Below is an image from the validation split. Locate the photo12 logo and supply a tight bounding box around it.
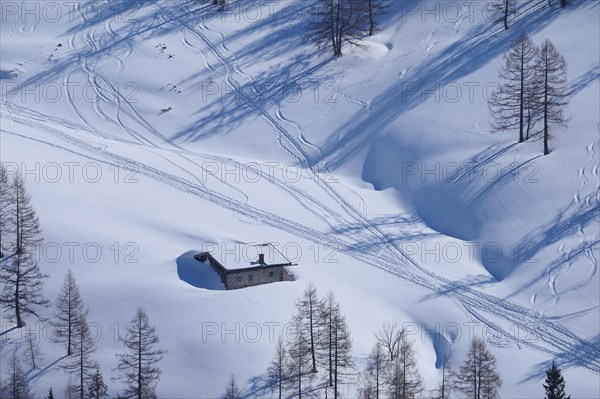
[197,160,338,185]
[1,2,140,24]
[200,241,339,266]
[34,241,140,265]
[1,81,139,105]
[2,162,139,184]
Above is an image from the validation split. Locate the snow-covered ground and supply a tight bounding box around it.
[1,0,598,397]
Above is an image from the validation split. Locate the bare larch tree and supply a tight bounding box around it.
[296,282,323,373]
[374,320,404,362]
[536,39,568,155]
[1,354,31,399]
[385,332,423,399]
[267,336,290,399]
[456,337,502,399]
[358,341,386,399]
[489,33,540,143]
[51,270,88,356]
[0,172,48,328]
[63,316,97,399]
[307,0,368,57]
[116,307,166,399]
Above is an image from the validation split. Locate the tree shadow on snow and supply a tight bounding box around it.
[26,355,68,383]
[520,334,600,384]
[314,1,597,168]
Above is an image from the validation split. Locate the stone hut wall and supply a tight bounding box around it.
[225,265,289,290]
[195,252,293,290]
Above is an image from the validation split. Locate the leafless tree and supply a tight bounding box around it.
[307,0,368,57]
[223,375,241,399]
[116,307,166,399]
[456,337,502,399]
[329,307,354,399]
[23,328,42,370]
[535,39,568,155]
[374,320,404,362]
[296,282,323,373]
[1,354,31,399]
[366,0,388,36]
[489,33,540,143]
[358,342,386,399]
[0,173,48,328]
[52,270,88,356]
[433,353,455,399]
[63,317,97,399]
[488,0,518,30]
[319,290,338,387]
[385,332,423,399]
[267,336,290,399]
[86,368,109,399]
[318,291,354,398]
[286,313,314,398]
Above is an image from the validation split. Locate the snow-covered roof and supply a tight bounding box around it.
[198,242,293,270]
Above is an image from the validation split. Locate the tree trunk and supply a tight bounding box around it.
[329,0,337,56]
[368,0,374,36]
[335,1,339,56]
[80,342,84,399]
[30,341,36,369]
[526,104,532,140]
[503,0,509,30]
[477,353,482,399]
[138,324,142,399]
[329,312,333,386]
[519,41,525,142]
[15,261,22,328]
[376,360,379,399]
[544,52,550,155]
[441,360,446,399]
[309,299,317,373]
[16,187,21,254]
[298,346,302,399]
[402,356,406,399]
[333,323,338,399]
[278,371,282,399]
[68,290,72,356]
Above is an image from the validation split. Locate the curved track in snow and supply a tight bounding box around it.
[2,0,597,376]
[150,1,600,373]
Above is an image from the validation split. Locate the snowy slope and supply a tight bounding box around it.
[1,0,599,397]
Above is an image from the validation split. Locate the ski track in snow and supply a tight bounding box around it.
[199,19,255,87]
[152,2,599,372]
[99,1,600,372]
[20,0,600,372]
[532,139,600,316]
[551,141,600,304]
[4,97,600,372]
[2,0,599,375]
[275,107,323,161]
